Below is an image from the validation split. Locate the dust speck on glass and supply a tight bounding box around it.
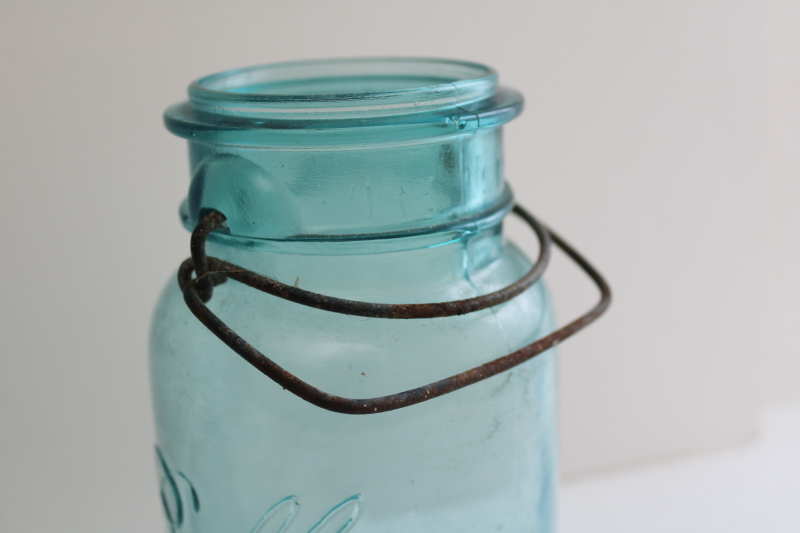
[151,58,558,532]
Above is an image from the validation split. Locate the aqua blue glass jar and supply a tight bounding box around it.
[152,58,558,533]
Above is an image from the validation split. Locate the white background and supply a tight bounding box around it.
[1,1,797,531]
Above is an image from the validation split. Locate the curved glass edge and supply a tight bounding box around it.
[164,87,522,147]
[188,57,497,118]
[180,187,514,256]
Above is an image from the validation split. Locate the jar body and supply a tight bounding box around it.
[152,57,558,533]
[150,229,556,533]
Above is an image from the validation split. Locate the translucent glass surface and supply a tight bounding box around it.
[152,58,556,533]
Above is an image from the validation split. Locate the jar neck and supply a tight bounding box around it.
[166,58,523,242]
[181,127,512,241]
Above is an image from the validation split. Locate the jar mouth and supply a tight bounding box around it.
[166,57,522,146]
[188,57,497,119]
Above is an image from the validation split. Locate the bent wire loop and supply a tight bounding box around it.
[178,204,611,415]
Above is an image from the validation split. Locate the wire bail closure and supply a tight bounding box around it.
[178,204,611,415]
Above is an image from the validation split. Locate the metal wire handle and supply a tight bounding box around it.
[178,204,611,415]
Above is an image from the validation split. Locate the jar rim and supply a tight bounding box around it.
[165,57,523,146]
[188,57,497,119]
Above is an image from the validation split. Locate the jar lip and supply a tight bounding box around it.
[188,57,497,119]
[166,57,523,145]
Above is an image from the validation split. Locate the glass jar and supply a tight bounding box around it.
[151,58,557,533]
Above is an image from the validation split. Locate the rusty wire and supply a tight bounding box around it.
[178,204,611,415]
